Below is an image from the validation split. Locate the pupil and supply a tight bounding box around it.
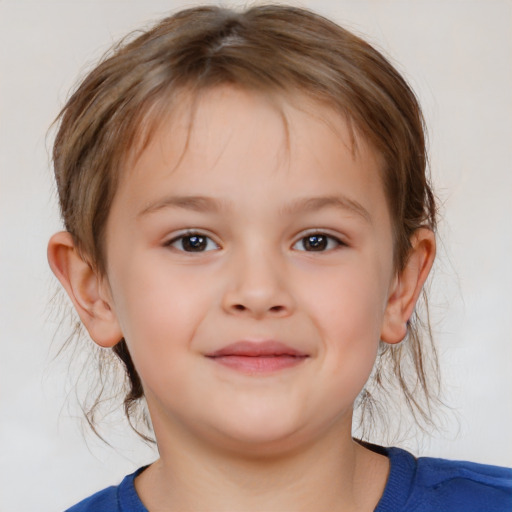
[184,235,206,251]
[305,235,327,251]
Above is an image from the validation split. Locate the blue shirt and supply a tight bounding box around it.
[65,446,512,511]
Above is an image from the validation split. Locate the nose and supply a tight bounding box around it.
[221,246,295,319]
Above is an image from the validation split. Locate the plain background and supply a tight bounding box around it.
[1,1,511,510]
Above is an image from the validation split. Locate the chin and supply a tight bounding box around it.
[210,411,310,457]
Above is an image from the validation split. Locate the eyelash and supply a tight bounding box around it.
[292,233,345,252]
[166,232,220,253]
[165,231,345,253]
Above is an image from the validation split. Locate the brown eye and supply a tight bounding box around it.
[293,233,342,252]
[169,234,219,252]
[182,235,207,251]
[303,235,327,251]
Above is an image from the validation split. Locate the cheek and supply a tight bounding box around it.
[108,254,216,376]
[303,261,387,341]
[300,260,387,383]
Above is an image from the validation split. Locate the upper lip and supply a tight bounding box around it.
[205,341,309,358]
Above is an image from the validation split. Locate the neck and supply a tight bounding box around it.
[135,415,389,512]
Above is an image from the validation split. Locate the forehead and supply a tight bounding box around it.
[117,86,387,218]
[126,85,380,180]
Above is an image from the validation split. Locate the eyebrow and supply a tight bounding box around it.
[138,194,371,223]
[280,195,372,223]
[138,195,227,217]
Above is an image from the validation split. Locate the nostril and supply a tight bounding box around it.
[231,304,285,314]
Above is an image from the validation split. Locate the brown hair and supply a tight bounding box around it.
[52,4,439,442]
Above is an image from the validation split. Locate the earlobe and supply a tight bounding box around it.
[381,228,436,344]
[47,231,123,348]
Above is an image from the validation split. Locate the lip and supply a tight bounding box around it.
[205,341,309,374]
[206,340,308,358]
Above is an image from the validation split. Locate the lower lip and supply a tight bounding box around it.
[208,355,308,374]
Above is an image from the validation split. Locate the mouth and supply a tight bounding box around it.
[205,341,309,374]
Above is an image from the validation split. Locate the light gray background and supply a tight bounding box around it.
[1,1,511,510]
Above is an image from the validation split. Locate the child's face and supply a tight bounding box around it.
[102,87,398,452]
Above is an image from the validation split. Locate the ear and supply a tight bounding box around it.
[381,228,436,344]
[47,231,123,348]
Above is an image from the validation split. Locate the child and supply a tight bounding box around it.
[47,4,511,511]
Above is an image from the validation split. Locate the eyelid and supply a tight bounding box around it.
[165,229,221,252]
[292,230,347,251]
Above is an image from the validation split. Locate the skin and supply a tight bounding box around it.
[48,86,435,511]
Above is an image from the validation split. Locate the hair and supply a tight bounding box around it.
[52,4,440,443]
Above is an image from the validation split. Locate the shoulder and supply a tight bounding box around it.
[64,467,148,512]
[65,485,118,512]
[376,446,512,512]
[413,453,512,511]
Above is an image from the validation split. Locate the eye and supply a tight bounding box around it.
[167,233,219,252]
[293,233,343,252]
